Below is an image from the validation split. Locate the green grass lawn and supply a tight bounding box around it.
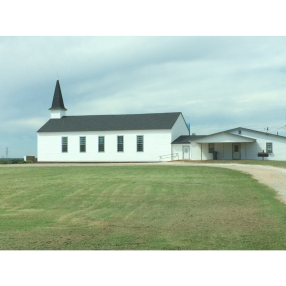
[185,159,286,168]
[1,165,286,250]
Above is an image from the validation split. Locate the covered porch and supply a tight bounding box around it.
[193,132,256,160]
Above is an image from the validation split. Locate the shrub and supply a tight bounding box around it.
[26,160,33,164]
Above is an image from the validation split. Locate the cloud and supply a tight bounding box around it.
[1,37,286,157]
[5,117,47,133]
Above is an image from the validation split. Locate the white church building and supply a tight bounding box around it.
[37,80,286,162]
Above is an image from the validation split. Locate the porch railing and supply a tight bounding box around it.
[159,153,179,161]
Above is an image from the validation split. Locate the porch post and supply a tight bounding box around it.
[201,143,202,160]
[223,143,224,160]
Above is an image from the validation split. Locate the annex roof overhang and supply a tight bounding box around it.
[171,135,207,144]
[193,132,256,143]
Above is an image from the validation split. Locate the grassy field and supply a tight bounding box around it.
[1,165,286,250]
[184,159,286,168]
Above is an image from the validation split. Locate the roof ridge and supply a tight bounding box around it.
[57,112,182,117]
[224,127,286,138]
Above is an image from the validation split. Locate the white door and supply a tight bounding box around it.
[233,143,240,160]
[183,146,190,159]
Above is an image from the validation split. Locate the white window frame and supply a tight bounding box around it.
[98,136,105,152]
[208,143,214,153]
[266,142,273,153]
[80,137,86,153]
[117,135,124,152]
[62,137,68,153]
[137,135,144,152]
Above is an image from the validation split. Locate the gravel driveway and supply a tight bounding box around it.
[2,161,286,203]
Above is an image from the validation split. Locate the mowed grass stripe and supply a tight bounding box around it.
[0,166,286,249]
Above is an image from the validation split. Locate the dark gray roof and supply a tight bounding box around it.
[49,80,67,111]
[172,135,206,144]
[38,112,182,132]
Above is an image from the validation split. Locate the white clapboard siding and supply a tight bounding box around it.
[171,113,189,142]
[50,110,66,119]
[38,130,172,162]
[189,129,286,161]
[228,128,286,160]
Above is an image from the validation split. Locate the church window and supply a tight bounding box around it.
[99,136,104,152]
[62,137,68,152]
[80,137,86,152]
[137,136,144,152]
[117,136,124,152]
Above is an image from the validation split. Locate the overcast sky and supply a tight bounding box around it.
[1,36,286,158]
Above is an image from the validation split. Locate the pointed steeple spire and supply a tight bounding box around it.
[49,80,67,110]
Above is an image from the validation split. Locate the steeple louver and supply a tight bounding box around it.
[49,80,67,110]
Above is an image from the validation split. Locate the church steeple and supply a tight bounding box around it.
[49,80,67,119]
[49,80,67,111]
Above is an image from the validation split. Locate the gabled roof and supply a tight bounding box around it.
[172,135,206,144]
[193,131,256,143]
[38,112,182,132]
[49,80,67,111]
[225,127,286,139]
